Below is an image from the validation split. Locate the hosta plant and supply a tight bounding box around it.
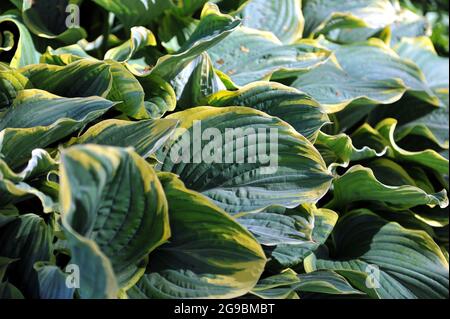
[0,0,448,299]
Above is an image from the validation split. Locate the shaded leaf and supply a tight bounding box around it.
[60,145,170,289]
[305,210,450,299]
[22,0,87,43]
[0,214,52,298]
[0,89,115,169]
[34,262,74,299]
[128,173,266,299]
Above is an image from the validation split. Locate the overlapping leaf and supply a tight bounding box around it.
[157,106,333,214]
[305,210,450,299]
[68,119,179,158]
[0,149,57,211]
[352,119,449,175]
[240,0,304,44]
[315,131,386,170]
[0,0,448,301]
[205,81,329,141]
[293,38,437,113]
[209,27,331,85]
[303,0,397,37]
[327,164,448,210]
[60,145,171,291]
[91,0,173,29]
[0,67,31,110]
[19,60,113,98]
[127,173,266,299]
[150,3,241,79]
[250,268,364,299]
[268,205,338,269]
[0,214,52,298]
[0,11,40,67]
[22,0,87,43]
[0,89,115,168]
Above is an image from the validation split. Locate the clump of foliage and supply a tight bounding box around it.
[0,0,448,299]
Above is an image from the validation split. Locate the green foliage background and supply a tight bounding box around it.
[0,0,449,299]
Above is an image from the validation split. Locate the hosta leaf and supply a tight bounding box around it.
[269,206,338,269]
[0,258,23,300]
[395,37,449,107]
[327,165,449,210]
[157,12,198,53]
[40,44,95,66]
[326,39,438,104]
[315,131,386,170]
[91,0,173,29]
[61,230,118,299]
[0,89,115,168]
[34,262,74,299]
[205,81,329,142]
[0,214,52,298]
[171,0,211,17]
[0,257,16,281]
[236,205,315,246]
[293,38,436,113]
[353,119,449,175]
[324,100,378,134]
[22,0,87,43]
[106,37,160,84]
[251,268,363,299]
[105,26,157,63]
[1,148,56,182]
[171,52,227,109]
[69,119,178,158]
[326,7,430,45]
[0,0,447,302]
[105,60,149,119]
[157,106,333,214]
[389,9,430,46]
[396,104,449,151]
[293,61,406,113]
[0,149,57,212]
[303,0,397,36]
[250,269,300,299]
[0,30,14,53]
[20,60,113,98]
[365,159,420,188]
[127,173,266,299]
[0,68,32,111]
[240,0,304,44]
[0,282,24,299]
[305,210,450,299]
[0,178,56,213]
[364,160,449,228]
[60,145,170,289]
[409,205,449,228]
[31,56,160,118]
[150,3,240,79]
[368,95,449,159]
[208,27,331,86]
[0,205,19,228]
[139,75,177,118]
[295,270,364,296]
[0,12,40,68]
